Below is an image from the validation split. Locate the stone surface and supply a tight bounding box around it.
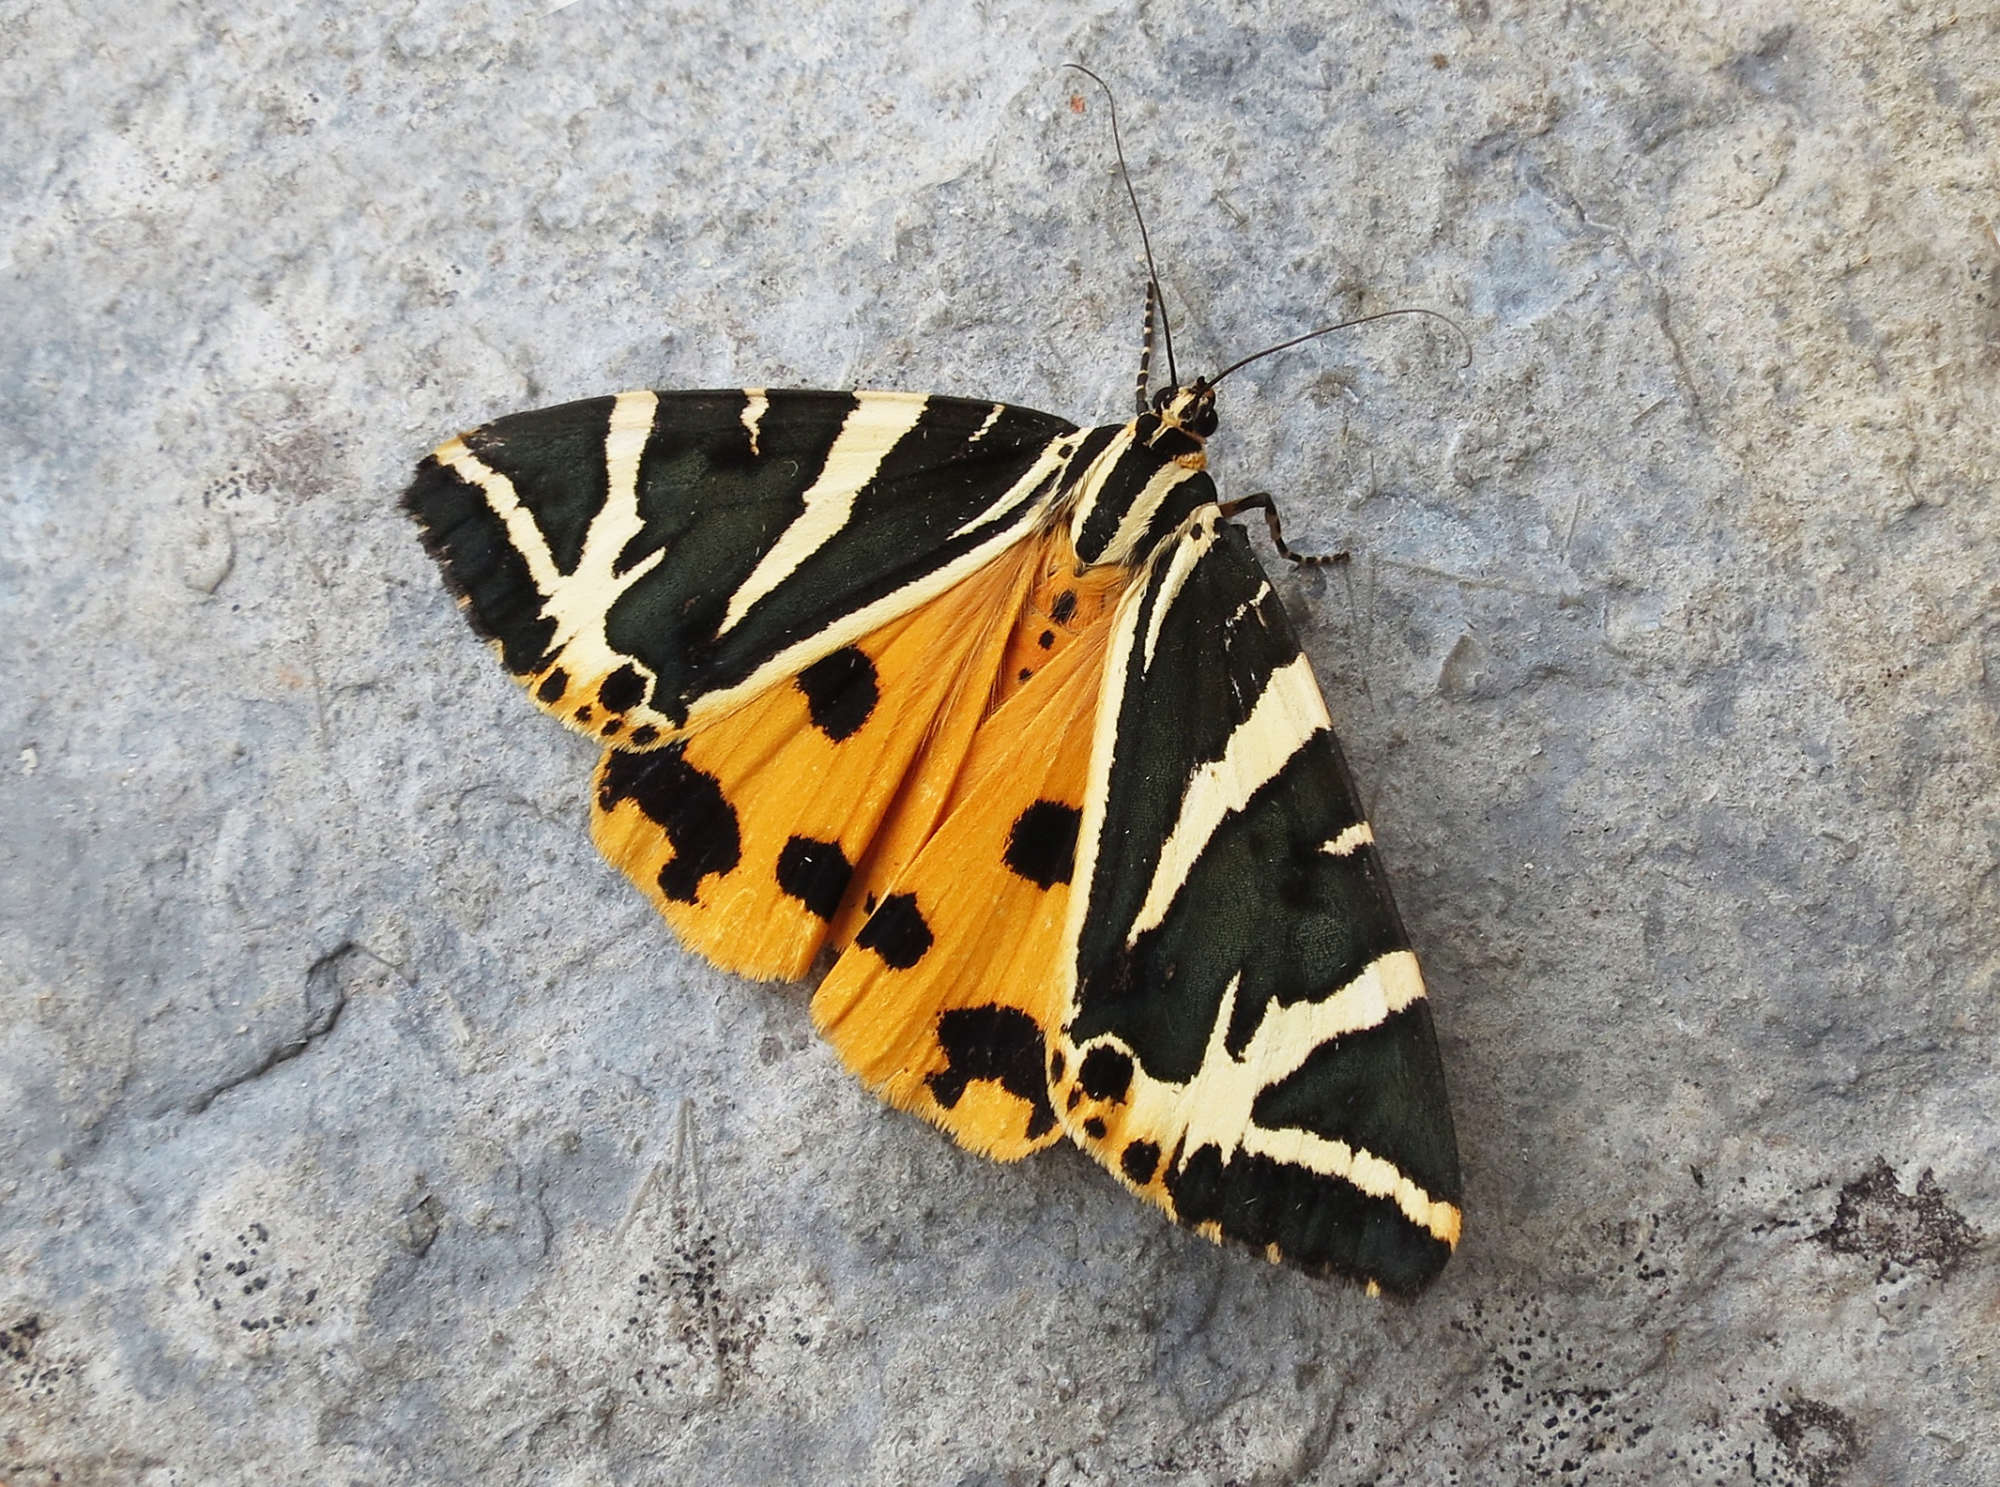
[3,2,1995,1483]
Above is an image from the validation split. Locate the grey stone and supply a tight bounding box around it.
[3,3,1993,1483]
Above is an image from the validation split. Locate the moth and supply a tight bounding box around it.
[404,76,1462,1295]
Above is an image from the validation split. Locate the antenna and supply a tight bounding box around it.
[1064,64,1179,388]
[1210,308,1473,385]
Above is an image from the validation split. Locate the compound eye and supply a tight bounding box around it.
[1192,402,1219,436]
[1151,386,1175,412]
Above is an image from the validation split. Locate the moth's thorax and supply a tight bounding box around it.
[1062,382,1221,570]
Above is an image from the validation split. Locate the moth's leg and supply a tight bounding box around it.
[1218,492,1351,568]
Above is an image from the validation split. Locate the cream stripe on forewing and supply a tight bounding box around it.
[1102,951,1453,1244]
[1321,821,1374,856]
[949,432,1075,540]
[1242,1125,1461,1245]
[572,389,658,583]
[741,387,768,456]
[1126,652,1330,941]
[1224,582,1271,634]
[681,463,1064,731]
[533,391,668,658]
[1052,512,1164,1018]
[965,400,1006,448]
[1062,425,1138,554]
[1095,461,1205,568]
[435,437,562,598]
[716,392,931,636]
[1140,513,1214,669]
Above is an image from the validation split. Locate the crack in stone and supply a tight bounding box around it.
[185,941,355,1114]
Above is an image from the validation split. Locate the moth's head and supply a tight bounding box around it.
[1151,378,1219,441]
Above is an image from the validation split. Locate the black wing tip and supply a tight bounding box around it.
[1241,1219,1456,1299]
[400,454,557,673]
[1165,1143,1458,1296]
[401,455,484,623]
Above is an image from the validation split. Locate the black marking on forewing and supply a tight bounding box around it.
[1077,1046,1133,1103]
[927,1005,1057,1139]
[1249,1004,1462,1205]
[596,393,1075,723]
[1166,1144,1452,1296]
[1074,731,1405,1080]
[855,892,933,969]
[1003,801,1081,888]
[775,835,853,921]
[1120,1139,1161,1185]
[1136,468,1220,561]
[795,646,879,741]
[403,457,558,677]
[597,745,742,904]
[1070,525,1408,1084]
[461,397,616,577]
[598,664,648,713]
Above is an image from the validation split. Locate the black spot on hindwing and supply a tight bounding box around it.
[855,892,932,969]
[1003,801,1080,889]
[795,647,879,741]
[597,745,741,904]
[1050,589,1078,625]
[926,1005,1057,1140]
[775,835,852,921]
[537,669,569,703]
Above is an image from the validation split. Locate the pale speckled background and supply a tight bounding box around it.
[4,1,1996,1483]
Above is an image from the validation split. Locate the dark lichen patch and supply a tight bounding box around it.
[4,1311,80,1408]
[1764,1399,1861,1487]
[189,1219,323,1340]
[1811,1157,1980,1281]
[1411,1219,1849,1485]
[1,1315,41,1366]
[625,1217,767,1400]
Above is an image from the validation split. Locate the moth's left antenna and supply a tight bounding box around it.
[1065,64,1178,390]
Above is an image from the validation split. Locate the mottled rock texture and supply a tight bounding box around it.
[3,1,1994,1482]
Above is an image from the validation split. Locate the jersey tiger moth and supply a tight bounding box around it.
[403,79,1463,1295]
